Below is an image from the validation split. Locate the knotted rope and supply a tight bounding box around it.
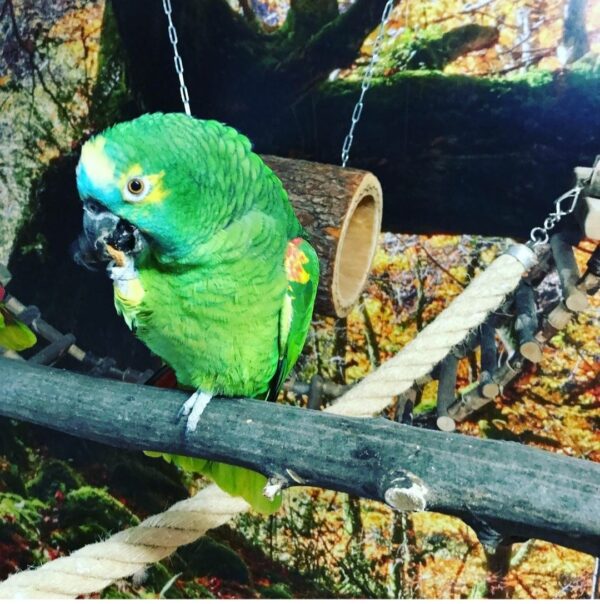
[0,246,533,598]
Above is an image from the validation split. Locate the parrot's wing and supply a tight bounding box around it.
[144,238,318,515]
[266,237,319,401]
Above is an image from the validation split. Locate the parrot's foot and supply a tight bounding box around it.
[179,390,213,433]
[263,476,286,501]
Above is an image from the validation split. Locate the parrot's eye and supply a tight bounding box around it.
[123,176,150,202]
[127,178,144,195]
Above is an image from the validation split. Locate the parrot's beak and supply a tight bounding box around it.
[71,199,145,271]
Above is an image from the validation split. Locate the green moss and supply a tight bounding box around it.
[178,582,215,598]
[101,586,136,599]
[109,457,189,515]
[368,24,498,74]
[179,536,250,584]
[259,582,294,598]
[0,493,45,544]
[137,563,183,597]
[0,418,31,467]
[53,486,138,550]
[0,493,46,578]
[0,458,27,496]
[413,398,436,416]
[26,458,83,501]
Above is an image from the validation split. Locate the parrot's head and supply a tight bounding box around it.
[72,112,266,269]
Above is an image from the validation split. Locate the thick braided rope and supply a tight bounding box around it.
[0,485,250,598]
[325,253,527,417]
[0,250,528,599]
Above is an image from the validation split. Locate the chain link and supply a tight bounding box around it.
[527,186,584,247]
[162,0,192,116]
[341,0,395,167]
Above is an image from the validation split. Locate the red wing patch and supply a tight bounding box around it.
[285,237,310,285]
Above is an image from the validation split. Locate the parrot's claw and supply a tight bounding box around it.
[179,390,213,434]
[263,476,286,501]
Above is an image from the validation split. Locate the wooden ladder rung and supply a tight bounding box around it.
[28,334,76,365]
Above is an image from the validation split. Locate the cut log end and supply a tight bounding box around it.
[519,341,543,363]
[480,381,500,399]
[262,155,383,317]
[565,291,589,312]
[332,174,382,317]
[384,476,428,512]
[436,415,456,432]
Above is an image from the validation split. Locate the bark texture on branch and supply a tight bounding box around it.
[1,358,599,556]
[263,155,382,316]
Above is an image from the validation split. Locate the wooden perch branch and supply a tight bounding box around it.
[1,358,599,556]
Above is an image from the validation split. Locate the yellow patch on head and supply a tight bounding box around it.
[79,136,115,187]
[120,164,168,204]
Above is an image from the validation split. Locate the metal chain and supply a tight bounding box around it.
[528,185,584,246]
[341,0,395,168]
[162,0,192,116]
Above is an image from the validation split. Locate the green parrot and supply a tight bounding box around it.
[73,113,319,513]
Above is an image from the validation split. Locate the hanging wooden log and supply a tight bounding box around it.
[262,156,383,317]
[479,321,500,399]
[578,245,600,294]
[586,155,600,197]
[577,196,600,241]
[308,374,325,410]
[436,354,458,432]
[575,158,600,240]
[513,282,543,363]
[395,386,417,425]
[549,232,588,312]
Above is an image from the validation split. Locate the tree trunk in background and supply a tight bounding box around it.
[561,0,589,64]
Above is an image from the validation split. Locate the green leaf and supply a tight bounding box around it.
[0,323,37,351]
[0,314,37,351]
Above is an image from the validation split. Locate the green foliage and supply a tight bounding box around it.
[0,306,37,351]
[53,486,138,551]
[108,457,189,514]
[259,582,294,598]
[0,419,30,468]
[179,536,250,584]
[367,25,500,74]
[0,493,46,577]
[469,580,488,598]
[101,586,137,599]
[0,494,45,544]
[0,459,27,496]
[26,459,84,502]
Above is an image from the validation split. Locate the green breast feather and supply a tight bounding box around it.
[148,236,319,514]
